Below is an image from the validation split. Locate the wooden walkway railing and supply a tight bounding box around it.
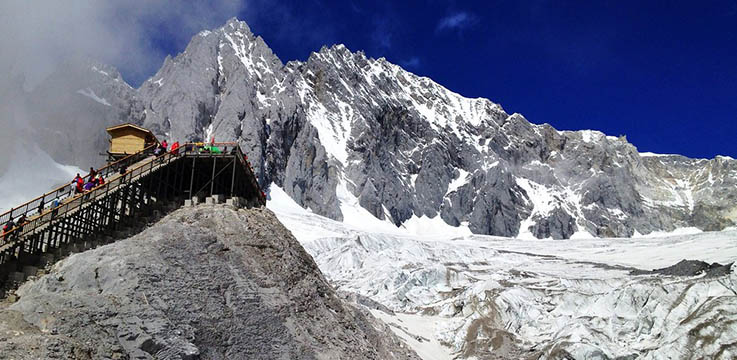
[0,144,157,227]
[0,142,265,288]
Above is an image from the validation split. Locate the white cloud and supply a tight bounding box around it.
[0,0,247,88]
[0,0,247,172]
[436,11,478,33]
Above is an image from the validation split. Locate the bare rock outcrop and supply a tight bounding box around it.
[0,205,419,360]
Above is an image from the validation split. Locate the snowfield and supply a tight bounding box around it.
[268,186,737,359]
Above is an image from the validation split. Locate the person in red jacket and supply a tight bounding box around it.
[3,218,15,241]
[171,141,180,155]
[71,174,81,194]
[156,140,168,156]
[76,176,84,194]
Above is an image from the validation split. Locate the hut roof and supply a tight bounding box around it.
[106,123,155,137]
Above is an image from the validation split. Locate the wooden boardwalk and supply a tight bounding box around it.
[0,143,265,288]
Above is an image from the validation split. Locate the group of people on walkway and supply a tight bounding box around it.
[2,193,63,242]
[72,167,105,195]
[3,165,108,241]
[2,137,224,242]
[155,138,229,156]
[154,140,180,156]
[2,161,112,242]
[2,214,25,241]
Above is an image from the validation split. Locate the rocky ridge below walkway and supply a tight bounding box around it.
[0,205,419,360]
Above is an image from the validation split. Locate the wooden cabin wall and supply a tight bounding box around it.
[110,128,147,154]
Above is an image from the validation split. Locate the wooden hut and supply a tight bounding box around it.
[106,123,159,161]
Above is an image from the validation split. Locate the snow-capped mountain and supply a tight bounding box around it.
[29,18,737,239]
[7,16,736,360]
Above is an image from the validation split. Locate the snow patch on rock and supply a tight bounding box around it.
[76,88,111,106]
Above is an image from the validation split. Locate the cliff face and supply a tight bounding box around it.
[26,18,737,239]
[0,205,419,360]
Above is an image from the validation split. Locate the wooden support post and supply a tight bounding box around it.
[175,157,185,197]
[143,163,153,206]
[57,218,65,246]
[210,157,217,196]
[164,156,172,201]
[189,156,196,199]
[62,217,69,245]
[111,191,117,229]
[230,158,237,197]
[157,159,165,201]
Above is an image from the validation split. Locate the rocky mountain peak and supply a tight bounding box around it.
[27,17,737,239]
[224,16,254,36]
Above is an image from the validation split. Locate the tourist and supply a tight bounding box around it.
[3,218,15,241]
[73,174,84,194]
[157,140,168,156]
[87,167,97,181]
[72,174,82,194]
[16,214,26,236]
[51,200,60,219]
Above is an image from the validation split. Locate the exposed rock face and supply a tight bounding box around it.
[28,18,737,238]
[529,207,577,240]
[635,259,734,277]
[28,59,145,168]
[0,205,419,360]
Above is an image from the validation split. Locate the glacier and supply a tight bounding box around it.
[268,185,737,359]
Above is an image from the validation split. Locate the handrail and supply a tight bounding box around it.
[0,144,158,226]
[1,145,180,244]
[0,142,237,225]
[0,142,263,244]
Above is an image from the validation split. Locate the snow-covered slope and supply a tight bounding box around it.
[268,187,737,359]
[0,144,82,213]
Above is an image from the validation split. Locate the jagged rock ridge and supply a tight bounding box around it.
[31,18,737,239]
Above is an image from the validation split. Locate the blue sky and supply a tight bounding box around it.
[135,0,737,159]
